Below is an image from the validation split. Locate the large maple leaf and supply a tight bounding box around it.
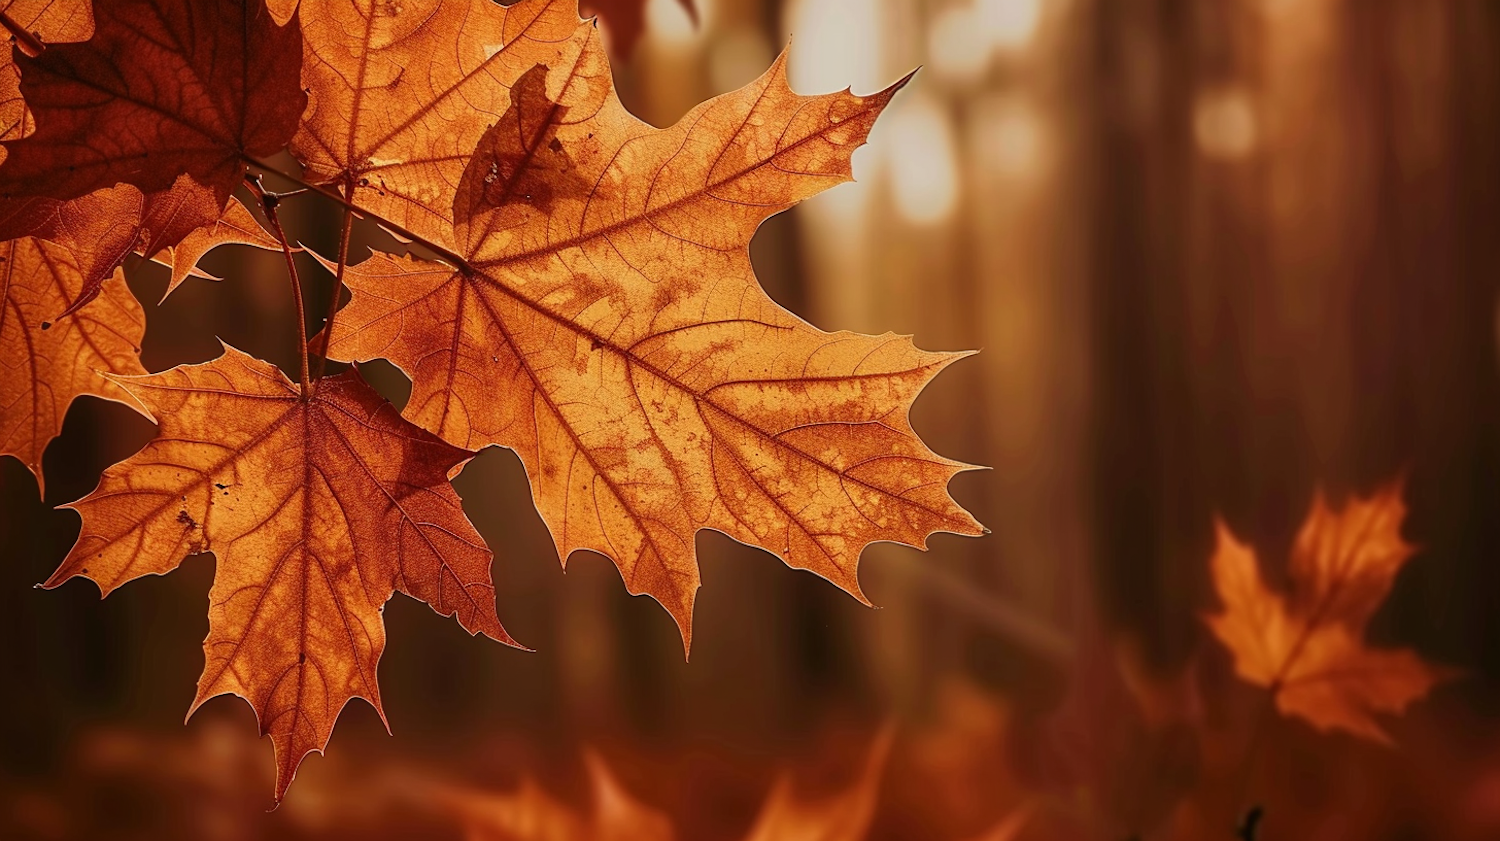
[316,20,982,648]
[1205,481,1450,744]
[43,346,516,800]
[0,235,146,493]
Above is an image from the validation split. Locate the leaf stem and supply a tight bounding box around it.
[247,174,312,399]
[0,10,47,57]
[242,156,475,274]
[312,183,356,386]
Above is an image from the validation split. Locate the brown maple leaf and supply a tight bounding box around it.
[580,0,698,58]
[0,0,304,213]
[1205,480,1451,744]
[0,235,146,494]
[0,177,221,317]
[44,346,517,800]
[319,21,982,649]
[0,0,304,314]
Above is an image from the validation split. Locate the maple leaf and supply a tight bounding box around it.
[0,235,147,494]
[0,177,221,317]
[320,25,982,649]
[0,0,304,213]
[741,728,892,841]
[444,732,892,841]
[1205,480,1451,744]
[0,0,304,314]
[580,0,698,58]
[43,346,516,801]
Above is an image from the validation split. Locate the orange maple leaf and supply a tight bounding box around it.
[1205,480,1451,744]
[318,15,982,649]
[0,0,981,801]
[43,346,517,800]
[0,236,147,493]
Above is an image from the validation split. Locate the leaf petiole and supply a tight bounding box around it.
[313,186,355,383]
[242,155,475,274]
[246,173,312,399]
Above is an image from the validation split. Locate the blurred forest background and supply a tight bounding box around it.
[3,0,1500,838]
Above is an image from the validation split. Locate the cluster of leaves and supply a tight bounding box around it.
[0,0,1457,829]
[0,0,984,802]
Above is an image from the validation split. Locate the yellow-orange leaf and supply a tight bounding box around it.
[0,236,146,493]
[1205,481,1450,744]
[322,25,982,650]
[44,346,516,801]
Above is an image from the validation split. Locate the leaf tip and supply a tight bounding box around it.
[891,66,921,93]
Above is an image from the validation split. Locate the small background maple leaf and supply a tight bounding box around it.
[1206,481,1453,744]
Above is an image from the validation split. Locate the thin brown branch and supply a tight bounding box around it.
[247,174,312,399]
[243,156,474,274]
[313,183,356,384]
[0,10,47,57]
